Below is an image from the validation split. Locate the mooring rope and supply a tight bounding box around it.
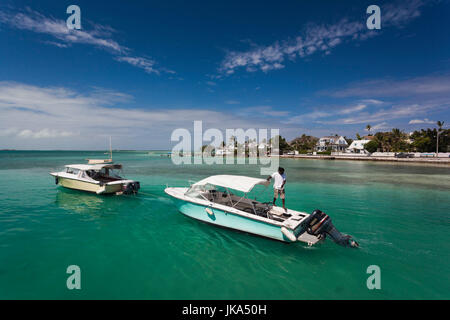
[136,191,159,197]
[118,191,159,199]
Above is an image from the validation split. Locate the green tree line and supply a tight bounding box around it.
[201,122,449,155]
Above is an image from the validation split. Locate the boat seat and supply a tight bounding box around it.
[268,207,289,221]
[206,191,233,206]
[270,206,286,216]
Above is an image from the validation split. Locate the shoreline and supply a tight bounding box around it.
[280,154,450,164]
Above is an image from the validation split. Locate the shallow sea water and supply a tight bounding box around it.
[0,151,449,299]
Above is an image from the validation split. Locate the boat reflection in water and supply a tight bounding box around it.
[55,188,106,217]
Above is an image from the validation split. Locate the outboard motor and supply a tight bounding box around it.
[122,181,140,194]
[303,209,359,248]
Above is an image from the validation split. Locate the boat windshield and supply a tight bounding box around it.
[104,168,122,178]
[185,183,220,199]
[85,168,123,181]
[66,168,80,175]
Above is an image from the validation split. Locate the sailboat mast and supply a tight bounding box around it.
[110,136,112,161]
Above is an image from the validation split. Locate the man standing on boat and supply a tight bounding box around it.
[267,167,287,212]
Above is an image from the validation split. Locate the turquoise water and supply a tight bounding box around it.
[0,151,449,299]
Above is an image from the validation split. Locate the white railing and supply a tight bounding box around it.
[370,152,396,157]
[331,152,368,156]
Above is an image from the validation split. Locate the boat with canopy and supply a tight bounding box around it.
[165,175,358,247]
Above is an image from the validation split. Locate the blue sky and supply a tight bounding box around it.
[0,0,449,149]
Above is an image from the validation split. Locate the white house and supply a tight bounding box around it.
[215,138,235,156]
[256,142,271,155]
[347,139,371,154]
[258,142,268,150]
[405,132,414,145]
[316,136,348,152]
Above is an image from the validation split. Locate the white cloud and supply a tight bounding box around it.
[219,0,429,75]
[0,8,126,53]
[0,128,20,137]
[17,128,76,139]
[219,19,364,75]
[383,0,425,27]
[286,101,374,124]
[324,74,450,98]
[0,8,171,75]
[315,73,450,127]
[331,103,437,125]
[371,122,389,130]
[115,56,159,75]
[0,82,285,149]
[43,41,70,48]
[340,104,367,115]
[409,118,435,124]
[360,99,384,105]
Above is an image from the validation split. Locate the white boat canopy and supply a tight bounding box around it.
[192,175,270,193]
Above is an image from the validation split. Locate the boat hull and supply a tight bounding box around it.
[171,196,293,242]
[56,176,122,194]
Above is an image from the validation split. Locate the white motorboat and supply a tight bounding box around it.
[50,138,140,195]
[165,175,358,247]
[50,162,140,195]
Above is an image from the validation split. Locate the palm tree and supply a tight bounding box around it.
[391,128,407,152]
[392,128,401,137]
[366,124,372,136]
[436,121,445,155]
